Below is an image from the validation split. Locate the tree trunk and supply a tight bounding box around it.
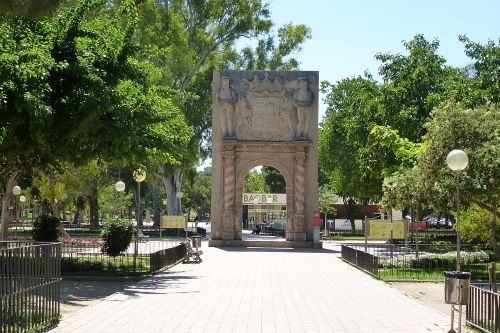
[152,179,161,226]
[0,174,16,240]
[134,183,142,228]
[73,210,80,225]
[161,169,183,215]
[343,196,357,231]
[89,184,99,230]
[490,199,499,260]
[62,205,67,221]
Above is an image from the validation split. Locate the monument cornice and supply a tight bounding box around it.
[221,140,311,153]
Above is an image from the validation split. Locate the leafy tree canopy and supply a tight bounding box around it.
[262,166,286,193]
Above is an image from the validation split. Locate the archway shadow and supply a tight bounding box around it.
[217,246,339,254]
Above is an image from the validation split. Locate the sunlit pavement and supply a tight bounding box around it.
[51,242,465,333]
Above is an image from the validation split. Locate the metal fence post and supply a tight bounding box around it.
[364,216,368,253]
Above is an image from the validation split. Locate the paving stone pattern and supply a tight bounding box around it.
[51,243,464,333]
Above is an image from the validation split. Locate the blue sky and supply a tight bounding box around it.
[262,0,500,121]
[199,1,499,169]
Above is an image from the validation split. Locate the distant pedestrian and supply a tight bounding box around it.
[252,224,261,235]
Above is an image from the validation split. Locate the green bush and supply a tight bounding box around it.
[32,214,60,242]
[100,219,134,257]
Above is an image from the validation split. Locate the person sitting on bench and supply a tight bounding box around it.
[251,224,261,235]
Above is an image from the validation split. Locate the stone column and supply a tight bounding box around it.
[222,150,236,240]
[293,151,307,241]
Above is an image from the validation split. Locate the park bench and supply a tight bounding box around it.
[182,240,203,263]
[138,229,149,242]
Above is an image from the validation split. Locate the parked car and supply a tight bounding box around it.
[423,214,454,229]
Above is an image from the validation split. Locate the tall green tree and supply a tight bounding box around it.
[231,23,311,71]
[317,184,337,234]
[262,166,286,193]
[243,170,268,193]
[458,36,500,106]
[320,35,459,226]
[0,0,192,238]
[319,74,383,228]
[417,103,499,257]
[135,0,310,215]
[376,34,453,141]
[182,167,212,220]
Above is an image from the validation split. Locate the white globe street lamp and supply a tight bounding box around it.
[115,181,126,219]
[12,186,21,222]
[133,169,146,183]
[447,150,469,171]
[447,149,468,333]
[133,169,146,272]
[115,180,125,192]
[446,149,468,271]
[12,186,21,196]
[19,195,26,222]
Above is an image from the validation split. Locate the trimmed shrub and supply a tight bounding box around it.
[32,214,60,242]
[379,250,492,269]
[100,219,134,257]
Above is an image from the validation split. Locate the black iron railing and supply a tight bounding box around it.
[0,241,61,333]
[467,284,500,333]
[150,244,187,273]
[60,239,181,274]
[341,245,379,276]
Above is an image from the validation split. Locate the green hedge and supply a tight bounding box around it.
[380,250,493,269]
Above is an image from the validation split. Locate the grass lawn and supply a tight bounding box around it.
[322,234,365,241]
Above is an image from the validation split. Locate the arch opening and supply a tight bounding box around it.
[240,165,287,240]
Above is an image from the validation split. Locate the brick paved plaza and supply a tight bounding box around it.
[51,242,461,333]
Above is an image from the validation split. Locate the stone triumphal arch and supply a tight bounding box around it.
[209,70,318,247]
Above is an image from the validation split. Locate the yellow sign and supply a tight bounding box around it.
[367,220,405,240]
[161,216,186,229]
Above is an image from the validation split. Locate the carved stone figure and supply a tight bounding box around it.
[236,95,253,135]
[293,77,313,139]
[217,77,237,137]
[279,91,294,135]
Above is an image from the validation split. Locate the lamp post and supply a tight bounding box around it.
[446,149,468,272]
[446,149,468,333]
[253,198,258,229]
[19,195,26,224]
[12,186,21,222]
[176,191,184,237]
[132,170,146,272]
[160,199,168,239]
[115,181,125,218]
[267,194,272,224]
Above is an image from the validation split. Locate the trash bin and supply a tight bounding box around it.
[191,236,202,249]
[444,271,471,305]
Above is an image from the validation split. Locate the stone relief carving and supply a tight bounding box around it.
[233,73,294,141]
[279,90,295,135]
[293,77,313,139]
[217,72,315,142]
[217,77,237,138]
